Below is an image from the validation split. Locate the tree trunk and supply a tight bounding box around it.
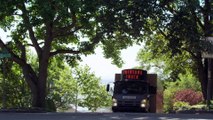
[36,61,48,109]
[197,58,208,100]
[32,84,46,108]
[211,60,213,99]
[22,62,48,109]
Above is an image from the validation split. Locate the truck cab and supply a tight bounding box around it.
[112,80,150,112]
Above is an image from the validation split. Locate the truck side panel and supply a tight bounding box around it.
[147,74,163,113]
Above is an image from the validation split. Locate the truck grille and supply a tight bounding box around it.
[117,100,140,107]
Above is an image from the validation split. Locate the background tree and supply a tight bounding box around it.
[26,55,110,111]
[73,65,111,112]
[137,47,194,82]
[46,57,76,111]
[0,52,110,111]
[0,60,31,108]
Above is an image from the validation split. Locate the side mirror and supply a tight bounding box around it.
[106,84,110,92]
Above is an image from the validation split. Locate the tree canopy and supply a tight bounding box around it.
[135,0,212,99]
[0,0,138,108]
[0,0,212,109]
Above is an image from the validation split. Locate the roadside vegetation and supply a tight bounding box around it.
[136,45,207,113]
[0,54,111,112]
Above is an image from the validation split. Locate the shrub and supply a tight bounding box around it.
[163,72,202,113]
[173,101,190,111]
[163,88,176,113]
[174,89,204,105]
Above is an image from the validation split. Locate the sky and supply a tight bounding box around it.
[80,45,142,84]
[0,29,142,84]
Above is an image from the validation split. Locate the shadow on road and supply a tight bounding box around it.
[0,112,213,120]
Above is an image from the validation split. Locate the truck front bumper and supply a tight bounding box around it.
[112,106,147,112]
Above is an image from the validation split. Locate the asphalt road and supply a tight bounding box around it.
[0,112,213,120]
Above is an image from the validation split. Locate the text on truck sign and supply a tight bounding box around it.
[122,69,147,81]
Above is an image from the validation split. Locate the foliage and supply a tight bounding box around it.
[177,72,201,91]
[0,53,110,112]
[173,101,190,111]
[47,58,76,111]
[190,104,207,110]
[163,84,177,113]
[137,42,203,113]
[164,71,201,91]
[172,89,204,112]
[73,65,111,112]
[0,0,212,108]
[0,0,158,108]
[137,41,194,82]
[134,0,212,99]
[0,60,31,108]
[163,71,202,113]
[47,59,111,112]
[174,89,204,105]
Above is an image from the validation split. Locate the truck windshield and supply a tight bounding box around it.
[114,81,148,94]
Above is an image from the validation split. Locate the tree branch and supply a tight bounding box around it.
[203,0,211,36]
[158,28,168,39]
[50,31,103,57]
[182,48,198,59]
[53,11,79,38]
[0,39,25,66]
[195,13,205,31]
[50,49,80,57]
[19,2,42,56]
[14,39,26,60]
[190,5,205,32]
[0,38,39,86]
[80,31,103,54]
[53,26,82,38]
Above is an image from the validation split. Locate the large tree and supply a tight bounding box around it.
[143,0,213,99]
[0,0,116,109]
[161,0,213,99]
[100,0,213,99]
[0,0,146,109]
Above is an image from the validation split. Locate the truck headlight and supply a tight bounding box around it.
[112,98,117,107]
[140,99,147,108]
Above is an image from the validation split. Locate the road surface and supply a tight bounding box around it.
[0,112,213,120]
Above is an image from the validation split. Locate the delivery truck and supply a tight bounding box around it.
[107,69,158,112]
